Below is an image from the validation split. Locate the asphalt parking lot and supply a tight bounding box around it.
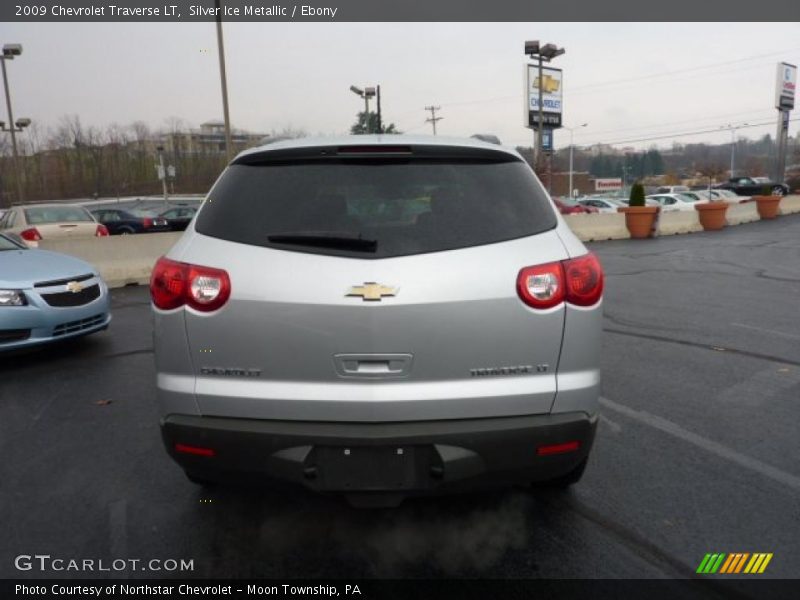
[1,215,799,587]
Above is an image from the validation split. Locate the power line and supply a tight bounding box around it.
[581,119,799,147]
[569,46,800,93]
[425,105,443,135]
[403,46,800,113]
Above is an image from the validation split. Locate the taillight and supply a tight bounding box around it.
[96,224,109,237]
[150,256,231,312]
[563,253,604,306]
[20,228,42,242]
[517,252,603,309]
[142,217,153,228]
[517,261,565,309]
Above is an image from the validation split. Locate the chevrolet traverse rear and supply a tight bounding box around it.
[151,135,603,506]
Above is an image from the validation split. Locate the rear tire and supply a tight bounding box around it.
[532,458,588,489]
[119,227,135,235]
[771,186,786,197]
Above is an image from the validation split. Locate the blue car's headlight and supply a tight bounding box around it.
[0,290,27,306]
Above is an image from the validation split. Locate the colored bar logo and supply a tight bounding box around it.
[696,553,773,574]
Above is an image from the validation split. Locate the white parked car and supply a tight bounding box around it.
[646,193,708,212]
[655,185,691,194]
[576,197,626,213]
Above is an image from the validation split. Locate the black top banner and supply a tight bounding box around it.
[2,0,800,22]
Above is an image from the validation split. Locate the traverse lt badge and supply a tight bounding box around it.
[346,282,398,301]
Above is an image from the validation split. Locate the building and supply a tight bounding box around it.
[160,120,267,155]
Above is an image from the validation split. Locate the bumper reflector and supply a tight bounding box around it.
[175,443,215,457]
[537,440,581,456]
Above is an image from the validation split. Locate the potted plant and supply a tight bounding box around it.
[694,195,728,231]
[753,184,782,219]
[618,181,659,239]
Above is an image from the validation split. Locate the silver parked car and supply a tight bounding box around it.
[151,136,604,506]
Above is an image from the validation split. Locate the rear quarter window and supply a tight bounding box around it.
[196,149,557,259]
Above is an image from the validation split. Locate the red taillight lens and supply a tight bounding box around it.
[20,227,42,242]
[517,261,565,309]
[142,217,153,228]
[517,253,603,309]
[563,253,604,306]
[96,224,109,237]
[150,257,231,312]
[175,443,215,457]
[537,440,581,456]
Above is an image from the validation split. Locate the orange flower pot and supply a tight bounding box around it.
[753,195,781,219]
[694,202,728,231]
[618,205,660,239]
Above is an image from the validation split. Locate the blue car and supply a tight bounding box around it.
[0,233,111,351]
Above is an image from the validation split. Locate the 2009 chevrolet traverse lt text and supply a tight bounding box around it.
[150,135,604,506]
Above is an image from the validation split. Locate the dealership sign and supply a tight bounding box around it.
[525,65,563,129]
[595,178,622,191]
[775,62,796,110]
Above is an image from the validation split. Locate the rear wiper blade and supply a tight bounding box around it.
[267,232,378,252]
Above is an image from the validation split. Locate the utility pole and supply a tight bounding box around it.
[1,44,25,204]
[215,0,233,162]
[376,85,383,134]
[721,123,748,177]
[156,145,169,206]
[425,105,443,135]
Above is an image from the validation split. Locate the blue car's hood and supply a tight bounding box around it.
[0,248,98,288]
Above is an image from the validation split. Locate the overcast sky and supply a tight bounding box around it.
[3,22,799,150]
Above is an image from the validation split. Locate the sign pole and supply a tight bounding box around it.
[536,56,544,168]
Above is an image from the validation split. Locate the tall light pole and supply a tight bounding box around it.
[214,0,233,162]
[721,123,748,177]
[350,85,376,133]
[524,41,565,170]
[1,43,24,204]
[564,122,587,198]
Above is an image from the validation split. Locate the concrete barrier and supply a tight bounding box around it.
[657,210,702,235]
[563,212,630,241]
[726,202,760,225]
[39,232,182,288]
[779,194,800,215]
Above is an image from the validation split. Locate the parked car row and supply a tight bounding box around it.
[0,202,197,247]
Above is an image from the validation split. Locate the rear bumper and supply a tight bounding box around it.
[161,411,597,495]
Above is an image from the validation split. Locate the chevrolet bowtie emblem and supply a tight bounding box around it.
[534,74,560,93]
[346,282,398,301]
[66,281,84,293]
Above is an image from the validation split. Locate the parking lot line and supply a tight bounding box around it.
[599,397,800,493]
[730,322,800,341]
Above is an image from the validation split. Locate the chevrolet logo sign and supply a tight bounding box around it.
[65,281,84,294]
[534,74,560,93]
[346,282,398,301]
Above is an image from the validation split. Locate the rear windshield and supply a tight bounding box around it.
[196,156,557,259]
[24,206,93,224]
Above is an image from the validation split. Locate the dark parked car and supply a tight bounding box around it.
[91,208,170,235]
[714,177,789,197]
[158,206,198,231]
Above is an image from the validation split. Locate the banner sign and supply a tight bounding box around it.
[525,65,563,130]
[775,62,796,110]
[595,178,623,191]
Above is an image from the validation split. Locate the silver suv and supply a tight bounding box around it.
[151,135,603,506]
